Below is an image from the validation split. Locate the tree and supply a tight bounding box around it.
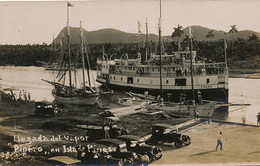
[247,33,259,57]
[171,24,184,51]
[229,25,238,59]
[206,31,215,41]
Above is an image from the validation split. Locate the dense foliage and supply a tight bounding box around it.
[0,34,259,69]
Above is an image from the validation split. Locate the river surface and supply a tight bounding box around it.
[0,66,259,125]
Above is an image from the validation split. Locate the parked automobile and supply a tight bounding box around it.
[150,123,191,148]
[34,101,62,116]
[117,134,162,162]
[96,138,139,164]
[76,143,124,165]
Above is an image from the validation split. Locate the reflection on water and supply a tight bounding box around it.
[0,66,260,125]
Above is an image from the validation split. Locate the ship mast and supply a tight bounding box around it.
[145,18,149,61]
[224,39,228,70]
[189,27,195,100]
[159,0,163,97]
[67,2,72,87]
[80,21,86,91]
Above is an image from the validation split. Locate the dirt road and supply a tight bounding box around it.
[152,122,260,165]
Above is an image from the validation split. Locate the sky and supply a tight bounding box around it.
[1,0,260,45]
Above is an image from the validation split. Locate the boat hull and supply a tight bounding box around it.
[52,90,100,105]
[98,81,228,103]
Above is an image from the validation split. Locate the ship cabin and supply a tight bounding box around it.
[97,51,228,81]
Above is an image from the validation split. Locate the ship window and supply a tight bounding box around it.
[166,80,169,84]
[133,67,135,70]
[207,78,210,84]
[137,79,139,83]
[147,68,149,71]
[114,77,115,80]
[121,77,123,81]
[152,68,154,72]
[173,67,175,71]
[175,79,186,86]
[164,68,167,72]
[127,77,133,84]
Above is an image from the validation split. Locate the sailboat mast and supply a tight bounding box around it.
[145,18,149,61]
[189,27,195,100]
[159,0,163,97]
[67,2,72,87]
[80,21,86,90]
[84,41,92,88]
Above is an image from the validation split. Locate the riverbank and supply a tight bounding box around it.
[152,122,260,165]
[229,68,260,79]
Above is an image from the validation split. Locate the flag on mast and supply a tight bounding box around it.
[67,2,73,7]
[138,21,142,34]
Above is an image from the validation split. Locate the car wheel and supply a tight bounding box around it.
[56,109,62,116]
[153,148,162,160]
[174,141,182,148]
[184,138,191,146]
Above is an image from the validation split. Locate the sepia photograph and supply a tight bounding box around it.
[0,0,260,165]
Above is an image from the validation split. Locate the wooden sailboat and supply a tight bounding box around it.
[43,3,110,105]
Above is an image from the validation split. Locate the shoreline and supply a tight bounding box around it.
[229,68,260,79]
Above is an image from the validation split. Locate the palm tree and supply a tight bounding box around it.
[206,30,215,41]
[171,24,184,51]
[229,25,238,58]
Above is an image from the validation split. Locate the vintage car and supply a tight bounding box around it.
[34,101,62,116]
[150,123,191,148]
[117,134,162,161]
[96,138,139,164]
[76,143,123,165]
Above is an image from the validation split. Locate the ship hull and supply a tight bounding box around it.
[98,80,228,102]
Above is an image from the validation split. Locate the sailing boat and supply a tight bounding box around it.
[43,3,108,105]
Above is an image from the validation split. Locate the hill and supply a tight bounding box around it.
[54,26,260,44]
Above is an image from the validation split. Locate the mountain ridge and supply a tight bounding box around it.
[54,25,260,44]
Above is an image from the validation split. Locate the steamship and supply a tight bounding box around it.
[96,48,229,102]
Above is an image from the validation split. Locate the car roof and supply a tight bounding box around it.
[152,123,177,129]
[96,138,126,146]
[117,135,145,142]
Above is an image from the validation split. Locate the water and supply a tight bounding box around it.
[1,66,259,125]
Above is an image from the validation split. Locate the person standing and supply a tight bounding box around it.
[24,92,27,102]
[157,95,160,106]
[27,92,31,102]
[144,91,149,104]
[196,110,199,120]
[216,132,223,150]
[241,115,246,124]
[257,112,260,126]
[207,112,211,124]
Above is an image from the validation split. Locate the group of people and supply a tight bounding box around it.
[2,90,31,103]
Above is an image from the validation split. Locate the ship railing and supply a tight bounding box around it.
[110,69,228,77]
